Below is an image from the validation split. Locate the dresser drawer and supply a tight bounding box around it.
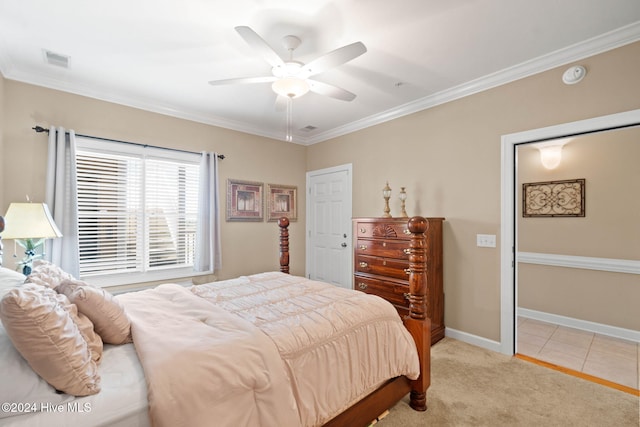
[354,275,410,308]
[355,239,410,259]
[355,254,410,280]
[355,222,410,240]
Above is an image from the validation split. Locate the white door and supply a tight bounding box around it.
[306,164,352,288]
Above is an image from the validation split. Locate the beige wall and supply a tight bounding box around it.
[2,41,639,343]
[517,127,640,330]
[307,41,640,342]
[1,80,307,280]
[518,127,640,259]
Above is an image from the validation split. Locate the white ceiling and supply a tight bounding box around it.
[1,1,639,145]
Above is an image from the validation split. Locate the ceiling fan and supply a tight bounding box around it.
[208,26,367,107]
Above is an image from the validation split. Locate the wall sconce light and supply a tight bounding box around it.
[536,139,569,169]
[382,182,392,218]
[398,187,408,218]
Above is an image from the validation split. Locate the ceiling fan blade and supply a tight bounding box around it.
[300,42,367,78]
[308,79,357,102]
[208,76,277,86]
[274,94,289,112]
[235,26,285,68]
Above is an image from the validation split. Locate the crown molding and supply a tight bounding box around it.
[2,22,639,146]
[304,21,640,145]
[0,65,296,142]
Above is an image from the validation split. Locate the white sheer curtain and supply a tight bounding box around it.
[194,152,221,272]
[45,126,80,277]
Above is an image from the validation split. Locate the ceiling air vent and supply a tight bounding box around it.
[43,50,70,68]
[300,125,317,132]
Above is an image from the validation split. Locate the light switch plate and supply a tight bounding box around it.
[477,234,496,248]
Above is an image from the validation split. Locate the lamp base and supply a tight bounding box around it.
[22,265,32,275]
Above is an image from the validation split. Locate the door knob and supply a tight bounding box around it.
[341,242,347,248]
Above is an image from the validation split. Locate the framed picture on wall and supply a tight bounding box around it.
[226,179,263,221]
[266,184,297,222]
[522,178,585,217]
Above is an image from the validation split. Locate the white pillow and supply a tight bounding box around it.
[0,267,26,298]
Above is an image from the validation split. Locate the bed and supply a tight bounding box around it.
[0,216,431,427]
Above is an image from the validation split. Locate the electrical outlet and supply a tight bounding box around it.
[476,234,496,248]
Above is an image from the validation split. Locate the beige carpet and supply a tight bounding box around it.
[377,338,639,426]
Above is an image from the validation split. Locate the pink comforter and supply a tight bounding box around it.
[191,272,420,426]
[118,283,300,427]
[120,272,419,427]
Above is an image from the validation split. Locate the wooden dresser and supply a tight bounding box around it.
[353,217,444,345]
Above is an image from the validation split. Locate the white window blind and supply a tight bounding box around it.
[75,139,200,279]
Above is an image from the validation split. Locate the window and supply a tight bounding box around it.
[75,138,200,283]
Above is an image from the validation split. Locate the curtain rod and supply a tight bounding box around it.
[32,126,225,160]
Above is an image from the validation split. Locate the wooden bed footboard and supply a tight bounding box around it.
[404,216,431,411]
[277,216,431,425]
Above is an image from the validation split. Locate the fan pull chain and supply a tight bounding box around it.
[286,96,293,142]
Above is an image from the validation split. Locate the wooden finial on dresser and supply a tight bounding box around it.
[278,217,290,274]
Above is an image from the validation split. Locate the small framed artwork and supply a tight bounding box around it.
[523,178,585,217]
[226,179,263,221]
[266,184,297,222]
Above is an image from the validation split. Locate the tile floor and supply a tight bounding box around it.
[517,316,639,390]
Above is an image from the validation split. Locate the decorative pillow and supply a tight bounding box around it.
[0,267,26,297]
[25,260,73,290]
[57,279,132,345]
[0,321,67,419]
[64,297,103,364]
[0,284,101,396]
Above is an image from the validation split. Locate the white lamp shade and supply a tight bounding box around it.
[1,203,63,239]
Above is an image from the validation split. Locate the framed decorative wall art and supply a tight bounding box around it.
[522,178,585,217]
[266,184,297,222]
[226,179,263,221]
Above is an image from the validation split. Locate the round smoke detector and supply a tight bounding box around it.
[562,65,587,85]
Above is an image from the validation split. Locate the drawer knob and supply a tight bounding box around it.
[359,245,367,250]
[403,229,411,235]
[358,282,368,290]
[404,268,411,275]
[359,262,369,268]
[403,292,411,301]
[360,228,366,233]
[403,248,410,255]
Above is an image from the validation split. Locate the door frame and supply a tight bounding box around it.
[305,163,353,282]
[499,108,640,355]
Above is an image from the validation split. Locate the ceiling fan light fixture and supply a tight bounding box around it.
[272,61,303,78]
[272,77,310,99]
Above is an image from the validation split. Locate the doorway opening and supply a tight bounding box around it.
[500,109,640,355]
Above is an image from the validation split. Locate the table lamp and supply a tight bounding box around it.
[1,202,63,274]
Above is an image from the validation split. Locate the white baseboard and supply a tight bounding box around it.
[445,327,503,353]
[518,307,640,343]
